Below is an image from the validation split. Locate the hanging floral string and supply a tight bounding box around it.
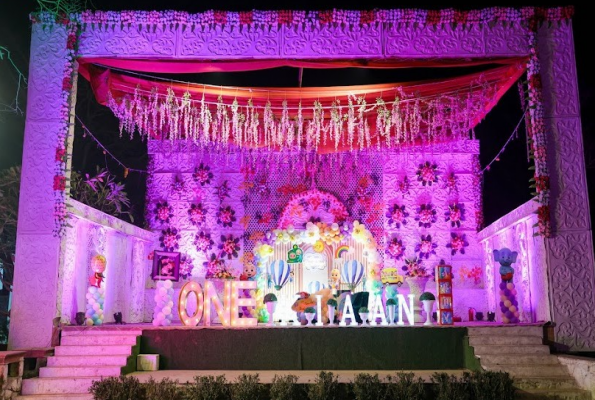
[106,80,497,155]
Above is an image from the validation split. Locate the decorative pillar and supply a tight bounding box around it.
[9,24,74,349]
[538,22,595,350]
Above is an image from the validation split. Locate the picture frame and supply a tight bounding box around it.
[152,251,181,281]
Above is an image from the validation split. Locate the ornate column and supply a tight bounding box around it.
[9,24,73,349]
[538,22,595,350]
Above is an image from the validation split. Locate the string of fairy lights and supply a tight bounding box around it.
[75,107,527,180]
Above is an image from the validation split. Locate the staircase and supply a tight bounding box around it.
[468,325,592,400]
[16,328,142,400]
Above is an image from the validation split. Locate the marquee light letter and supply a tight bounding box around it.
[369,295,387,326]
[178,281,204,326]
[398,294,415,326]
[230,280,257,327]
[340,294,357,326]
[315,295,323,326]
[204,280,231,326]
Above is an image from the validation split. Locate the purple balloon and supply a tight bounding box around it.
[503,289,510,297]
[499,282,506,290]
[501,306,508,313]
[505,311,513,319]
[512,300,518,307]
[499,301,505,308]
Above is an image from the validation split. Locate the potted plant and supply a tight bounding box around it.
[327,298,337,325]
[358,306,369,326]
[420,292,436,326]
[386,298,397,325]
[263,293,278,326]
[304,307,316,326]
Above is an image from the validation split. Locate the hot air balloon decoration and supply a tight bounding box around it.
[341,260,364,292]
[307,280,327,293]
[269,259,292,291]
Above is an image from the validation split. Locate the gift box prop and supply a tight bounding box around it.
[493,248,520,324]
[435,260,453,325]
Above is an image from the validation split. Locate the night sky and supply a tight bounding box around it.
[1,1,592,228]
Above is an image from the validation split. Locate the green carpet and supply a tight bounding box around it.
[141,327,469,370]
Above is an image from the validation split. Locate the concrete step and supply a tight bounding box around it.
[477,354,560,365]
[17,394,93,400]
[21,377,99,395]
[60,335,138,346]
[469,335,543,346]
[48,355,128,367]
[61,329,142,337]
[468,325,544,337]
[54,345,132,356]
[472,344,551,355]
[516,388,592,400]
[40,366,122,378]
[515,376,582,391]
[483,363,568,378]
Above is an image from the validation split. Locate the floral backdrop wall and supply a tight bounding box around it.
[145,139,485,321]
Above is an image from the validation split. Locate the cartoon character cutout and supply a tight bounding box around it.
[240,263,257,281]
[89,255,106,288]
[493,248,518,282]
[329,268,341,295]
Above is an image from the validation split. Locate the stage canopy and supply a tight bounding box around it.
[78,56,527,154]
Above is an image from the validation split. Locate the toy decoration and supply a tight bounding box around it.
[287,244,303,263]
[240,264,257,281]
[341,260,364,292]
[88,254,106,288]
[335,245,350,258]
[493,248,520,323]
[269,259,292,290]
[329,268,341,295]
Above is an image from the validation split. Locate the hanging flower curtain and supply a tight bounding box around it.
[86,59,526,154]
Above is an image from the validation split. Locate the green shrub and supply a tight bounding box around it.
[351,373,386,400]
[230,373,265,400]
[419,292,435,301]
[469,371,515,400]
[386,298,397,306]
[264,293,278,303]
[184,375,229,400]
[89,376,146,400]
[358,307,369,313]
[431,372,470,400]
[144,377,181,400]
[386,372,425,400]
[307,371,340,400]
[270,374,304,400]
[304,307,316,314]
[327,299,337,307]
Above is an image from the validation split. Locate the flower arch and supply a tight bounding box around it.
[277,189,349,229]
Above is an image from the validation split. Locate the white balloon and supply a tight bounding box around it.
[98,287,105,294]
[152,319,160,326]
[163,307,171,315]
[93,303,100,311]
[167,301,174,308]
[157,312,165,320]
[164,280,173,289]
[154,294,162,302]
[158,287,167,296]
[86,318,94,326]
[86,293,92,300]
[163,318,171,326]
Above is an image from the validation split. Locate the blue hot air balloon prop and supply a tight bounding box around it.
[307,280,326,293]
[341,260,364,291]
[269,260,291,290]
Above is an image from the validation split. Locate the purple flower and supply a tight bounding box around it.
[446,233,469,256]
[154,201,173,224]
[445,203,465,228]
[194,231,214,253]
[188,203,207,227]
[385,236,405,260]
[203,253,222,277]
[159,228,180,252]
[193,163,213,186]
[217,205,236,227]
[386,204,408,229]
[415,234,438,259]
[415,204,437,228]
[179,254,194,279]
[219,234,240,259]
[416,161,439,186]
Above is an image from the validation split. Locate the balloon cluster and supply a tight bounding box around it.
[499,281,520,323]
[153,280,174,326]
[85,286,105,326]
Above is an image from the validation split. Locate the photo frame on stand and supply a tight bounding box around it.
[152,251,181,281]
